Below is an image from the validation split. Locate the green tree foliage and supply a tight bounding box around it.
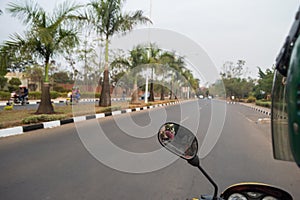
[86,0,151,106]
[254,67,274,100]
[8,77,22,92]
[222,77,254,99]
[112,45,200,101]
[2,1,83,114]
[216,60,254,100]
[0,76,8,90]
[8,77,21,86]
[52,71,73,84]
[111,45,148,103]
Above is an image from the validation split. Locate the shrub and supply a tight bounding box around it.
[60,92,68,98]
[8,77,21,86]
[50,91,60,99]
[8,85,19,93]
[4,105,14,110]
[100,105,121,113]
[28,91,41,99]
[22,114,67,124]
[53,85,68,93]
[256,100,271,108]
[247,96,256,103]
[0,91,10,100]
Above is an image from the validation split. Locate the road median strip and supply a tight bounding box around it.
[0,101,180,138]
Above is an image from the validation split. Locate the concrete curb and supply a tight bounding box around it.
[0,101,180,138]
[0,98,131,106]
[239,103,272,116]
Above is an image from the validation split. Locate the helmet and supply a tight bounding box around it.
[272,6,300,167]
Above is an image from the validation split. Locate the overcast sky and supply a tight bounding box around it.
[0,0,299,79]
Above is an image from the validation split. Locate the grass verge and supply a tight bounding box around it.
[0,99,178,129]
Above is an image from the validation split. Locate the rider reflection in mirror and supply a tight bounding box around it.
[159,123,175,142]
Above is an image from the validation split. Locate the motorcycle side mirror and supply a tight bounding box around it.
[158,122,198,160]
[157,122,219,199]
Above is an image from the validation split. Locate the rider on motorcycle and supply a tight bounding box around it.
[18,86,28,103]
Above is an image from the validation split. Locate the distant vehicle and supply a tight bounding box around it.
[140,93,150,100]
[7,86,28,106]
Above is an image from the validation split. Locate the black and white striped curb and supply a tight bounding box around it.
[240,103,271,116]
[0,98,131,106]
[226,101,273,116]
[0,101,179,138]
[226,101,239,104]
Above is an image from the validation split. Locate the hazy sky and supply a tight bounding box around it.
[0,0,299,79]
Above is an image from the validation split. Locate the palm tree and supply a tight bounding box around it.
[86,0,151,107]
[167,55,185,100]
[111,45,148,103]
[2,1,83,114]
[158,52,176,100]
[146,44,161,102]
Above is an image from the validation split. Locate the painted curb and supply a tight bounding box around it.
[240,103,272,116]
[0,101,180,138]
[0,98,131,106]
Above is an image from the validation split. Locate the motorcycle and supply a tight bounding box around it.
[157,122,293,200]
[7,92,28,106]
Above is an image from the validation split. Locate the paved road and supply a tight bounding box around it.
[0,100,299,200]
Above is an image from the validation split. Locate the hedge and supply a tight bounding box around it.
[22,114,67,124]
[246,96,256,103]
[101,105,122,113]
[29,91,67,99]
[256,100,271,108]
[0,91,10,100]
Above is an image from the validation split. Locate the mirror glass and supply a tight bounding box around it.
[158,123,198,159]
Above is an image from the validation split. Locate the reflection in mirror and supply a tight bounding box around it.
[158,123,198,160]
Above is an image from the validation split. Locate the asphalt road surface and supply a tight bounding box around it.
[0,100,299,200]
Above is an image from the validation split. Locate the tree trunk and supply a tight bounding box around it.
[36,82,54,114]
[99,37,111,107]
[149,81,155,102]
[131,76,138,104]
[160,84,165,100]
[169,81,173,100]
[99,68,111,107]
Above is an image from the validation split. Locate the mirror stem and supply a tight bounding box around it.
[188,156,218,199]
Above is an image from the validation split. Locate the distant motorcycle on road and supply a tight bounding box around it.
[66,88,80,105]
[7,86,29,106]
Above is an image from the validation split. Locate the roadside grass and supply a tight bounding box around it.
[0,99,178,129]
[255,100,272,108]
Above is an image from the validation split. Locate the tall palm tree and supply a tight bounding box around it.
[168,56,185,100]
[3,1,83,114]
[158,52,176,100]
[111,45,148,103]
[146,44,160,102]
[86,0,151,107]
